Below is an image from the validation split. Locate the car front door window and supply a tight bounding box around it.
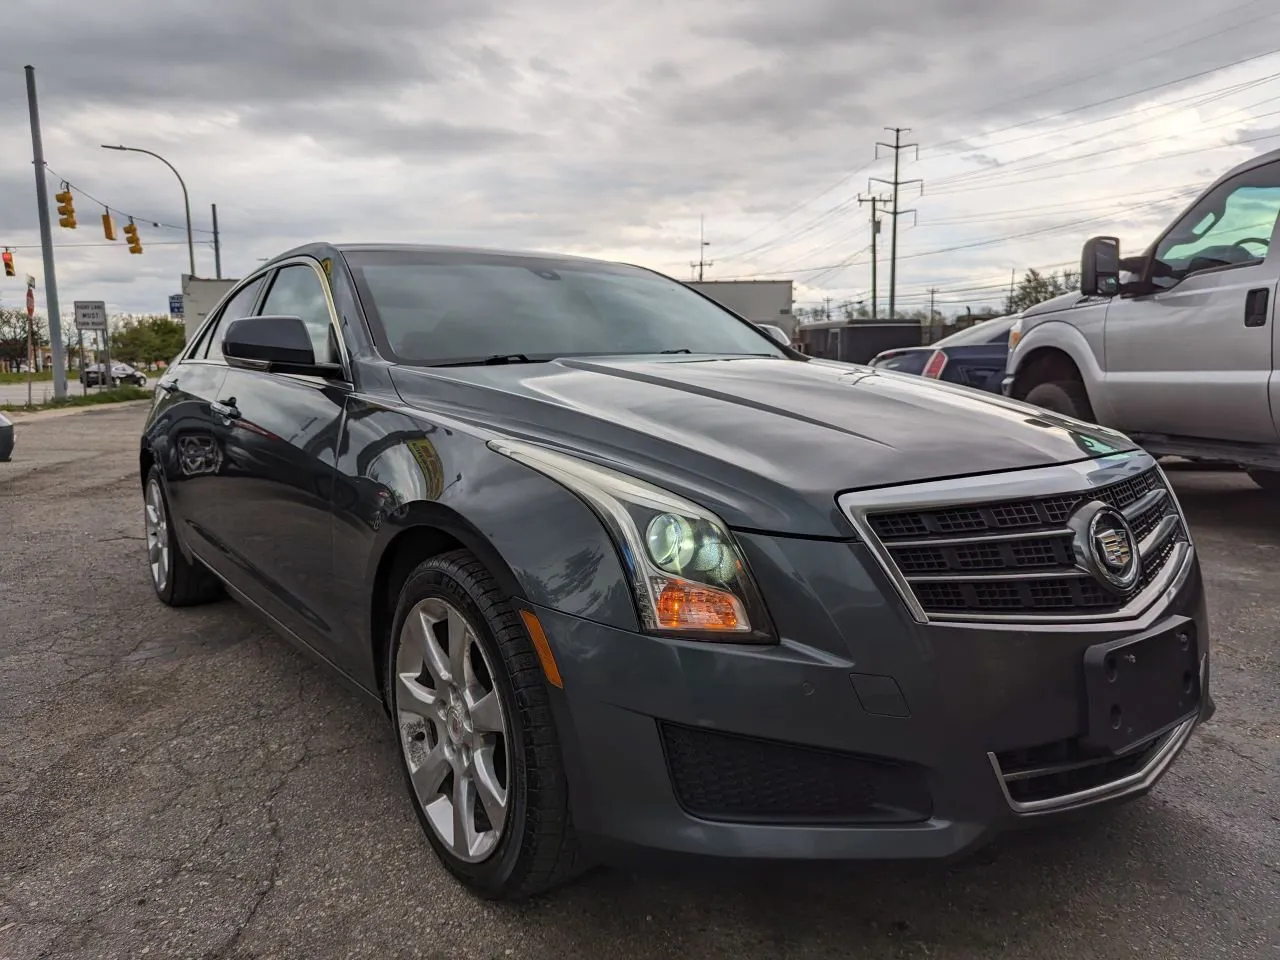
[259,264,338,364]
[1151,164,1280,289]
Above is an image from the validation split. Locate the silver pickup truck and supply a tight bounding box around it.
[1003,147,1280,491]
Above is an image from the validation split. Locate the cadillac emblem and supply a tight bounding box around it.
[1068,500,1142,593]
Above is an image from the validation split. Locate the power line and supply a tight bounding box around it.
[714,158,880,261]
[928,129,1280,196]
[42,165,215,236]
[923,71,1278,165]
[717,44,1280,274]
[918,0,1277,139]
[718,191,1181,283]
[2,240,198,250]
[927,46,1280,156]
[932,99,1280,190]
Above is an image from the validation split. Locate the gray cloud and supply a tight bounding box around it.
[2,0,1278,317]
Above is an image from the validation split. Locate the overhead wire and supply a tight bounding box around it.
[42,165,215,236]
[718,39,1280,273]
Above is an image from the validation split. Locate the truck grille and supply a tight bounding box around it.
[842,460,1189,623]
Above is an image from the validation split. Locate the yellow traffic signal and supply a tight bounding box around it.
[102,212,117,241]
[123,219,142,255]
[2,249,13,277]
[55,187,76,229]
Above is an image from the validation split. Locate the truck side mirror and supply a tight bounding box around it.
[1081,236,1121,297]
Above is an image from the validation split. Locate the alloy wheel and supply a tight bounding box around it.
[395,597,510,863]
[144,478,170,593]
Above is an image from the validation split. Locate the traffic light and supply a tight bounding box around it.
[102,212,116,241]
[123,219,142,254]
[1,249,13,277]
[55,186,76,229]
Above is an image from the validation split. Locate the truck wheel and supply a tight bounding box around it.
[1246,468,1280,491]
[1024,381,1095,421]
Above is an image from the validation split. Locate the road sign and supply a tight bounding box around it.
[26,287,35,320]
[74,300,107,331]
[168,294,184,316]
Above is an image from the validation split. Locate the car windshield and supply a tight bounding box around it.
[930,317,1014,347]
[343,249,788,366]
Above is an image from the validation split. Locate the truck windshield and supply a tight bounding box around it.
[343,250,788,367]
[1152,166,1280,286]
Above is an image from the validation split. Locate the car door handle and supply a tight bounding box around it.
[210,399,240,420]
[1245,288,1269,327]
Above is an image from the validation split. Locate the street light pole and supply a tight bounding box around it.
[101,144,196,277]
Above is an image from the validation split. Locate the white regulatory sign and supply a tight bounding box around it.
[74,300,108,331]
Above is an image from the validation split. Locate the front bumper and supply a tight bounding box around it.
[534,534,1212,863]
[1000,374,1015,396]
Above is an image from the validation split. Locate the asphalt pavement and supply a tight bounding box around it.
[1,405,1277,960]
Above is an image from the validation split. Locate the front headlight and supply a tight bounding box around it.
[490,439,774,642]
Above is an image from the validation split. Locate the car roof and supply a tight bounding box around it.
[266,241,619,268]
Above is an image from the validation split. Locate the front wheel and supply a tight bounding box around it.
[386,550,583,899]
[1023,380,1095,421]
[1247,468,1280,491]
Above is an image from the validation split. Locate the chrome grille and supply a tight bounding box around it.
[839,456,1191,624]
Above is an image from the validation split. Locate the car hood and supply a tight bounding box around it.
[1020,291,1096,318]
[389,356,1138,537]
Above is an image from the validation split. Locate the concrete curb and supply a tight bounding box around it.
[6,399,152,424]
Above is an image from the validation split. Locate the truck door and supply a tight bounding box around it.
[1102,159,1280,443]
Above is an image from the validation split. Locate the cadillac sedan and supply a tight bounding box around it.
[140,243,1212,899]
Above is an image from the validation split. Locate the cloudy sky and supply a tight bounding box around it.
[3,0,1280,325]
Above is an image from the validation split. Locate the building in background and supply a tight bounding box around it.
[687,280,795,337]
[180,275,238,342]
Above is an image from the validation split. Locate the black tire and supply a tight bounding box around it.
[1024,380,1095,421]
[385,549,583,900]
[1246,468,1280,491]
[143,467,223,606]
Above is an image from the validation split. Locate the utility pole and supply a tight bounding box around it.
[929,287,937,323]
[211,203,222,279]
[1007,268,1017,313]
[870,127,923,321]
[690,214,713,281]
[857,194,888,319]
[24,66,67,399]
[823,296,833,321]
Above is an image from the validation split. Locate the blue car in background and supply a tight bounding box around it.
[868,315,1016,394]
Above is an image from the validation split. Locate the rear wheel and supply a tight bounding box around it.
[143,468,223,606]
[386,550,583,899]
[1023,380,1094,421]
[1246,468,1280,491]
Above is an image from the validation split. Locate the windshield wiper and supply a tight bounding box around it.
[431,354,546,367]
[659,348,692,354]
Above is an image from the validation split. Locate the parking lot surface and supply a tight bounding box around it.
[1,405,1277,960]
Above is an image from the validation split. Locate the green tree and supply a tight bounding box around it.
[0,308,49,369]
[1006,268,1081,313]
[109,314,186,368]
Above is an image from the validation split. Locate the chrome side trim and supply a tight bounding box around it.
[988,715,1196,815]
[836,451,1193,626]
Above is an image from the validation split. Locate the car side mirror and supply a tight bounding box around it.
[223,315,342,378]
[1081,236,1121,297]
